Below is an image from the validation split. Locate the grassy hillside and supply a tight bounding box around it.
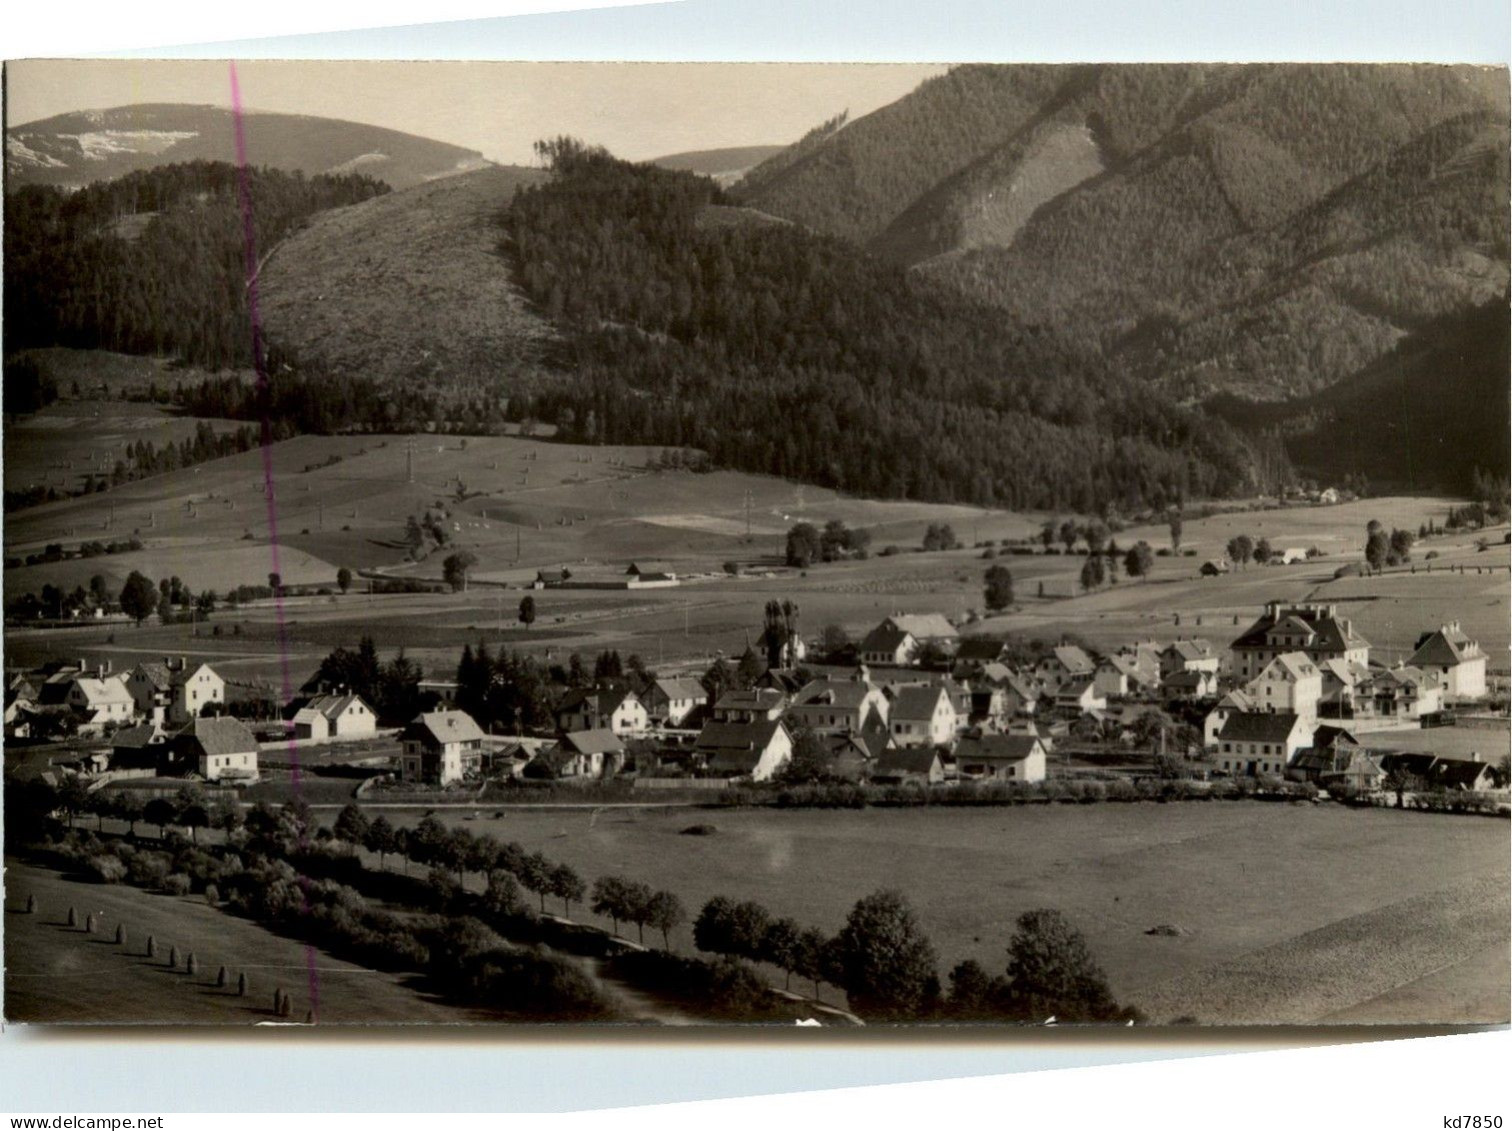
[6,103,486,191]
[258,165,555,398]
[736,64,1510,409]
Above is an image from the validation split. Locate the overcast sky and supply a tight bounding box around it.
[6,59,947,164]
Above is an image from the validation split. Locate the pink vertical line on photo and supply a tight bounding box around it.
[229,60,319,1021]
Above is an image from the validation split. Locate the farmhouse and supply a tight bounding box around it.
[1230,602,1369,681]
[785,677,890,733]
[954,637,1012,668]
[871,746,945,786]
[858,622,918,666]
[400,708,485,786]
[711,687,787,723]
[887,614,959,651]
[533,568,572,589]
[952,734,1048,782]
[65,676,136,734]
[1055,677,1107,716]
[1162,669,1219,702]
[124,658,226,725]
[820,731,891,780]
[527,729,623,780]
[1034,645,1095,695]
[1408,622,1488,701]
[888,684,958,748]
[1203,689,1255,747]
[1244,652,1322,720]
[1160,639,1219,678]
[168,716,260,783]
[696,718,793,781]
[555,687,649,735]
[1288,742,1384,792]
[642,677,707,727]
[109,722,171,772]
[1094,654,1140,700]
[1214,712,1312,777]
[292,692,377,741]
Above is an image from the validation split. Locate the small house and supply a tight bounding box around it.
[952,734,1048,782]
[527,729,624,780]
[169,716,260,783]
[642,677,707,728]
[292,692,377,741]
[888,684,958,748]
[870,746,945,786]
[696,718,794,781]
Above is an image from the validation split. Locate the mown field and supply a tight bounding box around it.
[1,858,485,1024]
[377,801,1510,1026]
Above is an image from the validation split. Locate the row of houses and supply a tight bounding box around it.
[1206,605,1491,777]
[395,701,1051,789]
[6,656,228,738]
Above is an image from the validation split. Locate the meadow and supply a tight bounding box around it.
[380,801,1510,1025]
[1,858,484,1024]
[5,443,1504,694]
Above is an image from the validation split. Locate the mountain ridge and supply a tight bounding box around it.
[6,103,487,191]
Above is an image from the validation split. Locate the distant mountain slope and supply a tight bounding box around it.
[7,104,487,191]
[258,165,555,397]
[649,145,787,186]
[1210,297,1510,495]
[735,65,1509,403]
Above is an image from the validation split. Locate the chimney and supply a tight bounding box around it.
[1471,752,1480,763]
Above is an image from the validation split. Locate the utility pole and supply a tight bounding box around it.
[406,439,415,484]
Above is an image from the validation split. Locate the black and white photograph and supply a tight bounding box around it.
[3,53,1509,1034]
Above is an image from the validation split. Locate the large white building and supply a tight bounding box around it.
[1408,622,1488,701]
[1230,603,1369,682]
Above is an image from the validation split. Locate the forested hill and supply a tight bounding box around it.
[1209,297,1511,496]
[5,161,390,369]
[7,104,486,191]
[499,140,1276,512]
[734,65,1509,404]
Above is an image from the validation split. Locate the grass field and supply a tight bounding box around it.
[1,858,486,1024]
[368,801,1510,1025]
[6,408,1504,695]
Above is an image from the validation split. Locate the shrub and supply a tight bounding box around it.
[204,884,220,906]
[163,873,192,897]
[88,854,127,884]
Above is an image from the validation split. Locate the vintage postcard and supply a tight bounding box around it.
[3,58,1509,1029]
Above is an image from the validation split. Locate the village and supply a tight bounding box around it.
[7,585,1506,809]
